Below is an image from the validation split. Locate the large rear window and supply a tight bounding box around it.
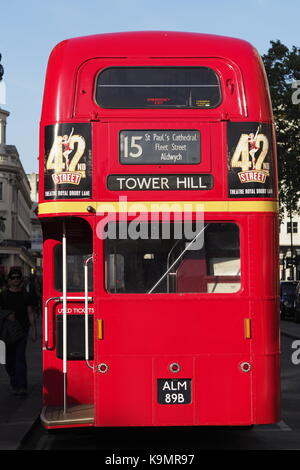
[96,67,221,109]
[105,222,240,294]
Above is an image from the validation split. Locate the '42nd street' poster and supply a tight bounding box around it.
[44,123,92,200]
[227,122,275,199]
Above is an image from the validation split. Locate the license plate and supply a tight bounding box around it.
[157,379,192,404]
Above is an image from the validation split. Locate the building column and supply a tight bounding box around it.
[0,108,9,145]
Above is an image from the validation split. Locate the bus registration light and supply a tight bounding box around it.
[240,362,252,373]
[98,363,109,373]
[169,362,181,373]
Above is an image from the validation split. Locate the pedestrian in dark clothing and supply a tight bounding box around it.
[0,268,37,395]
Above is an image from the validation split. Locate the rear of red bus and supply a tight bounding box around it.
[38,32,280,429]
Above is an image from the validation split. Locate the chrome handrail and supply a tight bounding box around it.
[148,224,208,294]
[84,255,94,370]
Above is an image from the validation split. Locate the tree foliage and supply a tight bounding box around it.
[262,40,300,215]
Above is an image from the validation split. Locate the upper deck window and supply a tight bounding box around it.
[96,67,221,109]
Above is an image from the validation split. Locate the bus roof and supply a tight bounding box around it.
[52,31,256,59]
[41,31,272,122]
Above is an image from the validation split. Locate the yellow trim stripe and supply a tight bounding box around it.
[38,200,278,215]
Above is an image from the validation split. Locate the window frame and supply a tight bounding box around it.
[95,66,222,110]
[287,221,298,234]
[103,221,241,295]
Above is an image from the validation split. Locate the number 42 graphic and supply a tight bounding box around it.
[230,131,269,172]
[46,130,87,176]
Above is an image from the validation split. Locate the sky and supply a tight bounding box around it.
[0,0,299,174]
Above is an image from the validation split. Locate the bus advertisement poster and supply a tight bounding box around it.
[227,122,275,199]
[44,123,92,200]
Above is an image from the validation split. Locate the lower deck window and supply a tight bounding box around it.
[105,223,240,294]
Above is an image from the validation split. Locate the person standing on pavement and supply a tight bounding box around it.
[0,268,37,395]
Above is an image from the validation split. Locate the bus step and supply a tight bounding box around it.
[40,404,94,427]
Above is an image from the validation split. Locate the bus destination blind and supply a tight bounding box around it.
[107,174,213,191]
[119,130,200,165]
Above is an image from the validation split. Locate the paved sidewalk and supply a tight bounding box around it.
[0,318,42,450]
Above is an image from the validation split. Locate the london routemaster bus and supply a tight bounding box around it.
[38,31,280,429]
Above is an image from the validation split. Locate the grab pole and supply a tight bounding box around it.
[62,220,68,414]
[85,255,94,370]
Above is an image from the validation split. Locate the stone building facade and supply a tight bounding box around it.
[279,210,300,281]
[0,107,35,283]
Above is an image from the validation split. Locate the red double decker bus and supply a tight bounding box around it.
[39,31,280,429]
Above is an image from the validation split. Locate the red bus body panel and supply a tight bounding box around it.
[39,32,280,428]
